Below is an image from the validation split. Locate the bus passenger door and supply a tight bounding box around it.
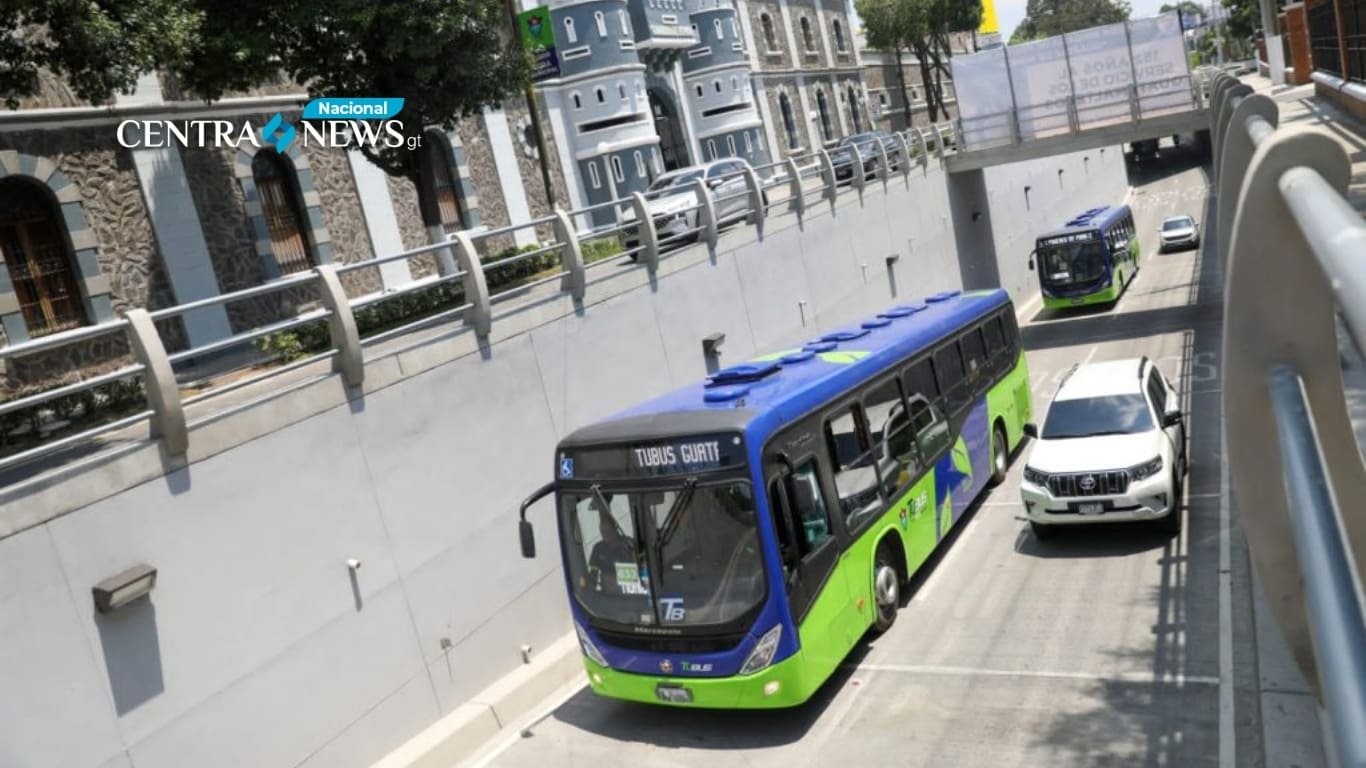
[768,457,851,677]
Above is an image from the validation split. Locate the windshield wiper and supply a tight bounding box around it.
[653,477,698,562]
[589,484,625,539]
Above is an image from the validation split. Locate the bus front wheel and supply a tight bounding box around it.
[872,547,900,633]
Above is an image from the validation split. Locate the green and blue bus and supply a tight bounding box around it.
[1030,205,1139,309]
[517,289,1031,708]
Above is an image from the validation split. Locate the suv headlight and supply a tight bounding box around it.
[738,624,782,675]
[1130,456,1163,481]
[575,621,609,667]
[1023,466,1050,486]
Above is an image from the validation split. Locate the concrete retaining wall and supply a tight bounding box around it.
[0,146,1127,768]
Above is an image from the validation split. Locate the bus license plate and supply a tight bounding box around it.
[656,684,693,703]
[1071,298,1085,305]
[1078,502,1104,515]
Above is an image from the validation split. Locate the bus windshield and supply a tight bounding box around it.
[560,482,766,630]
[1037,239,1109,287]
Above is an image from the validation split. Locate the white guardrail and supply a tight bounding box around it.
[0,121,961,477]
[1210,71,1366,767]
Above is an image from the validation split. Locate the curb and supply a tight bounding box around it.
[369,633,581,768]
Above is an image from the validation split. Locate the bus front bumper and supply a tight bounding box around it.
[580,651,817,709]
[1042,282,1120,309]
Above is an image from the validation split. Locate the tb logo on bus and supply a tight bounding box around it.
[660,597,686,622]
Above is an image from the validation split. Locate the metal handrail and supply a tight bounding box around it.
[1212,69,1366,768]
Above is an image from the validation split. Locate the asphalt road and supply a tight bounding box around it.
[466,140,1265,768]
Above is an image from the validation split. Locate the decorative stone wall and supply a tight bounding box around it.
[746,1,790,70]
[503,98,570,244]
[0,129,183,389]
[299,142,382,298]
[458,118,516,254]
[180,144,268,328]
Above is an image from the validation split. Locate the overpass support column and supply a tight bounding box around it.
[946,168,1001,291]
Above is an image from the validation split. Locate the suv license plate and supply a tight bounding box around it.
[1078,502,1104,515]
[656,684,693,703]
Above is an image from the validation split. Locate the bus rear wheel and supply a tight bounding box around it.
[872,547,900,633]
[990,424,1008,486]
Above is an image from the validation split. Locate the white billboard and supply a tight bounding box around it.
[950,13,1194,147]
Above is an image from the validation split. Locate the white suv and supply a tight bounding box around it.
[1020,357,1188,538]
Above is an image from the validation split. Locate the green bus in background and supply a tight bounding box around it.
[1030,205,1140,310]
[517,289,1032,708]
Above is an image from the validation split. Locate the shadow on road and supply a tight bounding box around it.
[1023,140,1228,767]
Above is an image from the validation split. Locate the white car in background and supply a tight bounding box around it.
[1020,357,1189,538]
[622,159,763,256]
[1159,215,1200,252]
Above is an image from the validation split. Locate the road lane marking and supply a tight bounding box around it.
[847,662,1221,687]
[462,677,587,768]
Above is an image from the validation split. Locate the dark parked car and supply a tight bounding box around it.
[830,131,901,183]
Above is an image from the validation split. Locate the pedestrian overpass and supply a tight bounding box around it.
[945,13,1215,173]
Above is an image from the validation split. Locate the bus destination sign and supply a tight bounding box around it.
[1038,231,1097,247]
[559,433,746,479]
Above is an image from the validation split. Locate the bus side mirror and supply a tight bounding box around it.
[520,520,536,559]
[1023,423,1039,439]
[1027,250,1036,271]
[518,481,557,559]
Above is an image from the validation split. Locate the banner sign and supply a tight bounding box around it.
[518,6,561,81]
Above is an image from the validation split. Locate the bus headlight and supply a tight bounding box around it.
[575,621,609,667]
[1130,456,1163,481]
[739,624,783,675]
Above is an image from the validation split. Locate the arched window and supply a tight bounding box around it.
[252,151,314,274]
[634,150,646,178]
[714,79,722,93]
[610,155,625,183]
[731,75,738,91]
[816,89,832,143]
[744,131,753,154]
[588,160,601,189]
[653,148,663,174]
[0,178,88,337]
[619,9,629,34]
[595,11,607,38]
[847,85,862,132]
[618,82,627,100]
[779,92,798,149]
[760,14,777,50]
[833,19,846,51]
[563,17,577,43]
[595,87,605,103]
[726,135,737,155]
[572,91,582,109]
[731,18,739,38]
[695,84,704,98]
[714,19,724,40]
[800,17,814,51]
[421,132,464,231]
[707,139,718,159]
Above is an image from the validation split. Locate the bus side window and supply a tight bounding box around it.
[789,460,832,555]
[864,377,920,499]
[823,406,881,525]
[767,478,800,580]
[934,342,967,411]
[903,356,938,402]
[960,328,987,395]
[983,315,1007,369]
[907,395,951,461]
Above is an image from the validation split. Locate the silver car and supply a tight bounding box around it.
[1158,215,1199,252]
[622,159,761,255]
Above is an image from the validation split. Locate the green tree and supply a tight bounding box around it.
[1158,1,1204,16]
[0,0,200,108]
[858,0,980,124]
[1010,0,1132,43]
[178,0,531,184]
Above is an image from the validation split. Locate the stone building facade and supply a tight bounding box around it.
[0,70,566,390]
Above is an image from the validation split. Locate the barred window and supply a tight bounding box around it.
[0,179,89,337]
